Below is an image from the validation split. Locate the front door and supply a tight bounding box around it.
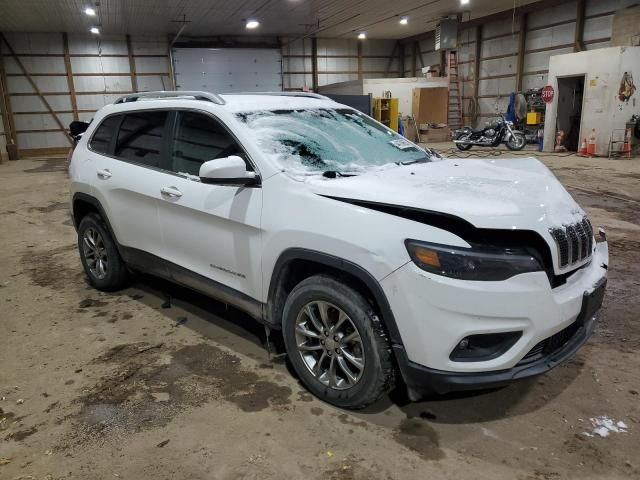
[157,110,263,303]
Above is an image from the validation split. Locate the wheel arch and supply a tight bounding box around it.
[72,193,124,257]
[266,248,404,348]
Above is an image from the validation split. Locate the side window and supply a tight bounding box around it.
[89,115,121,154]
[114,111,168,168]
[170,111,244,177]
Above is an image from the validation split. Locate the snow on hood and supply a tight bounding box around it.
[307,157,586,231]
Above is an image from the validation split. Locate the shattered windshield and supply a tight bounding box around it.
[235,108,430,174]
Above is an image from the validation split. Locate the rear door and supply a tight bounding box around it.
[157,110,263,302]
[88,109,172,275]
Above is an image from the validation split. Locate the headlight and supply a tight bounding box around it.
[405,240,543,281]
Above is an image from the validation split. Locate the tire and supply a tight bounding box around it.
[77,212,129,291]
[455,132,473,151]
[506,133,526,151]
[282,275,395,409]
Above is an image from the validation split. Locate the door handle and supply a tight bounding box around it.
[160,186,183,198]
[97,169,112,179]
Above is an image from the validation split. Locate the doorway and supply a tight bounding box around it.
[556,75,585,152]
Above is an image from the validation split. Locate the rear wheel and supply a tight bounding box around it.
[77,212,129,291]
[455,132,473,151]
[282,275,394,409]
[506,132,526,150]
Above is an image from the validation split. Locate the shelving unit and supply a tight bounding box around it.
[373,97,399,132]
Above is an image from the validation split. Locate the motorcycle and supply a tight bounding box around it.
[453,114,526,151]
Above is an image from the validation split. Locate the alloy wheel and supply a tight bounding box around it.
[82,227,108,279]
[294,301,365,390]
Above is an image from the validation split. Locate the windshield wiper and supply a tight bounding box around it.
[322,170,357,178]
[398,156,431,166]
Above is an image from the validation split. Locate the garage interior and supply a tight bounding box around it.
[0,0,639,478]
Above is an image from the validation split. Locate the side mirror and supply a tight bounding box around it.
[69,120,89,139]
[199,155,260,187]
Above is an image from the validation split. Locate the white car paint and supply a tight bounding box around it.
[69,92,609,379]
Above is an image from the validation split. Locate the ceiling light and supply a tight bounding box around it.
[357,32,366,39]
[84,7,96,16]
[246,19,259,29]
[461,0,470,4]
[90,26,100,34]
[399,16,408,25]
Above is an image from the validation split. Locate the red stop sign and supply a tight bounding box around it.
[542,85,555,103]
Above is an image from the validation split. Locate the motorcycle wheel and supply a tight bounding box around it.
[506,133,526,151]
[455,132,473,151]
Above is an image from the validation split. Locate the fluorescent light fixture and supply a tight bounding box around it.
[399,16,408,25]
[90,26,100,34]
[246,19,259,29]
[357,32,366,39]
[461,0,470,4]
[84,7,96,16]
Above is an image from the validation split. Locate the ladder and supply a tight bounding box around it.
[447,50,463,129]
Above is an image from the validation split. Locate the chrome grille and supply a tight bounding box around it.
[549,218,593,268]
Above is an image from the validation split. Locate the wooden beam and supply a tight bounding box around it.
[62,33,78,121]
[575,0,586,52]
[0,33,71,144]
[126,35,138,92]
[0,37,17,151]
[516,13,527,91]
[399,43,406,77]
[357,40,363,80]
[311,37,318,91]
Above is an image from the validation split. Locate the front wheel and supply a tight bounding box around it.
[282,275,395,409]
[506,132,526,151]
[455,132,473,151]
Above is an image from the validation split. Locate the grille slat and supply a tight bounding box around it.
[549,217,594,269]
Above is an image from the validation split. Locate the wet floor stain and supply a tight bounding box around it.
[393,418,445,461]
[297,391,314,402]
[78,298,109,309]
[21,244,80,290]
[310,407,324,416]
[23,158,68,174]
[28,201,68,214]
[5,426,38,442]
[337,413,369,429]
[63,342,292,448]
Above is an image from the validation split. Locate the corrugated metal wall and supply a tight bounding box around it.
[0,32,169,156]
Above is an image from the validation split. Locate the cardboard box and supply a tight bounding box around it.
[419,126,451,143]
[412,87,448,125]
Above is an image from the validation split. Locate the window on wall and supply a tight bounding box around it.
[170,111,244,177]
[89,115,121,154]
[114,111,168,168]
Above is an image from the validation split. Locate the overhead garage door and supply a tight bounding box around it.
[173,48,282,93]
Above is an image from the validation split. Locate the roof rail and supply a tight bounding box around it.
[222,91,330,100]
[114,91,226,105]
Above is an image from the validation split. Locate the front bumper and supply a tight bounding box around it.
[381,241,608,393]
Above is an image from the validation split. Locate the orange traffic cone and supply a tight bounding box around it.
[579,138,587,156]
[587,128,596,156]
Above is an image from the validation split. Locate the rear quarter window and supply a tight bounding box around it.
[89,115,121,154]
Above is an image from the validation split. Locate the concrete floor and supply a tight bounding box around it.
[0,149,639,480]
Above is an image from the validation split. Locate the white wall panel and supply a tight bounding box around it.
[11,95,71,112]
[68,34,127,55]
[482,17,521,37]
[75,94,123,110]
[528,1,577,28]
[583,16,614,41]
[135,57,168,73]
[73,76,132,92]
[17,131,68,149]
[2,32,63,54]
[7,75,69,93]
[481,37,518,57]
[137,75,171,91]
[131,37,169,55]
[526,24,575,50]
[70,56,130,74]
[14,113,74,131]
[3,56,66,74]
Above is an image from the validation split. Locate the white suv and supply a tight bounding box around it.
[69,91,608,409]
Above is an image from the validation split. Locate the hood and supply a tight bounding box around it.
[307,157,585,232]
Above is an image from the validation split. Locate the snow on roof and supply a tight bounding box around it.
[220,94,343,113]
